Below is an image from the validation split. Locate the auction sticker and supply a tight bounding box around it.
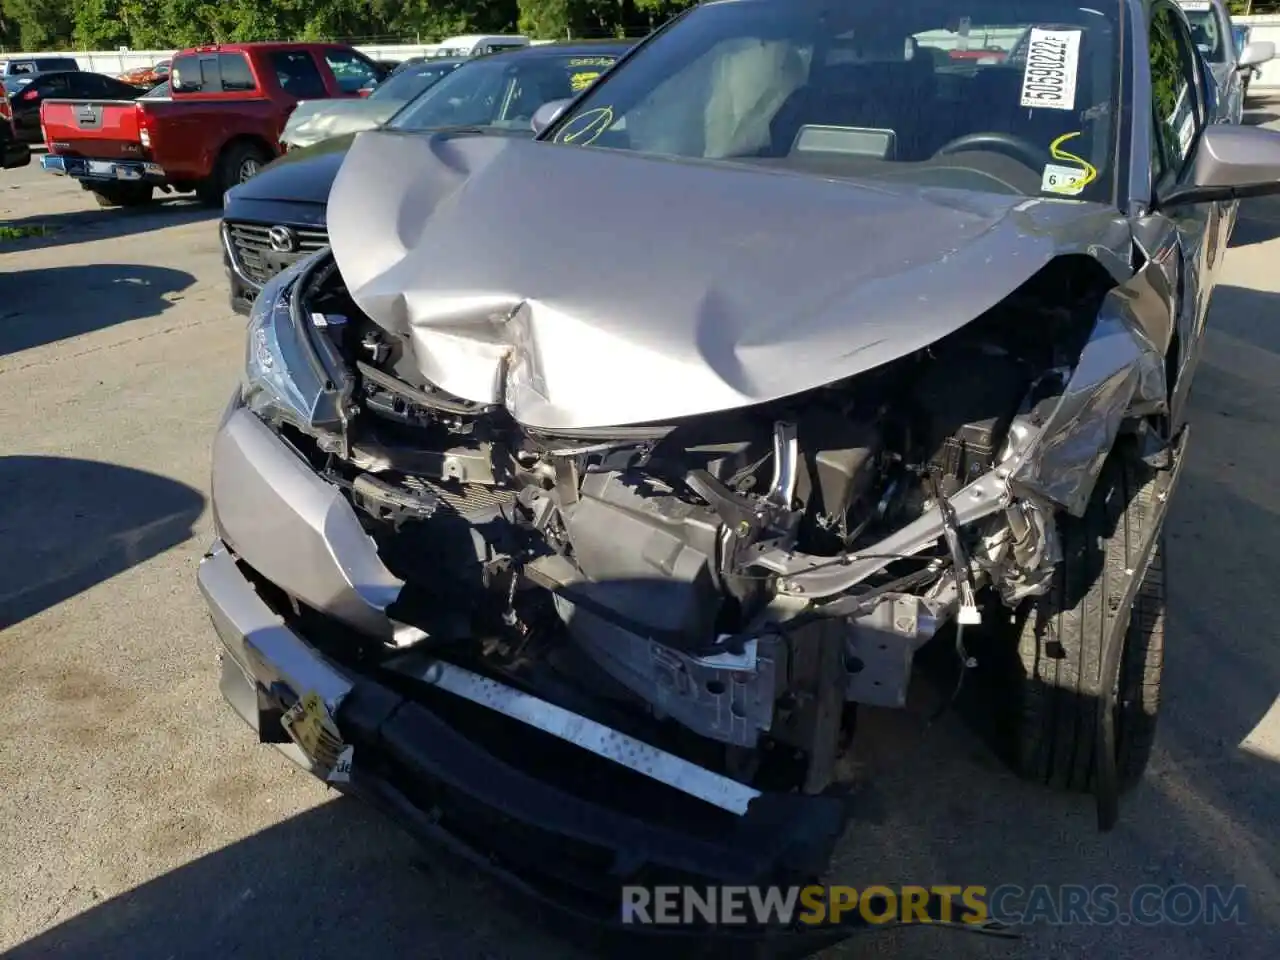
[1020,28,1082,111]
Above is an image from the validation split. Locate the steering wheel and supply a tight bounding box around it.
[932,132,1049,171]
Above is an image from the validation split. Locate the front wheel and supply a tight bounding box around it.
[1005,451,1166,793]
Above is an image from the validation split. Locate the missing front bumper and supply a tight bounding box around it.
[200,540,851,936]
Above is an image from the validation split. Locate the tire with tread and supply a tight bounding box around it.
[1008,450,1165,793]
[196,140,270,206]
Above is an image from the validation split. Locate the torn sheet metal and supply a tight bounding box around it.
[326,131,1124,431]
[552,592,778,747]
[1008,270,1169,517]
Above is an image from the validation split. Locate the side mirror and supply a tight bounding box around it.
[531,98,572,135]
[1159,124,1280,207]
[1238,40,1275,70]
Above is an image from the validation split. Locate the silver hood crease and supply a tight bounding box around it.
[329,131,1141,433]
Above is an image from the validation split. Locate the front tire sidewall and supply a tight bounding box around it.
[1007,452,1166,794]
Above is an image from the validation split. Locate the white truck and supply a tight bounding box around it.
[429,35,530,59]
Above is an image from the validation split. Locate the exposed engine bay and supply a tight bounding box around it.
[243,250,1157,799]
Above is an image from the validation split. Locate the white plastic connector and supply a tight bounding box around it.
[958,605,983,626]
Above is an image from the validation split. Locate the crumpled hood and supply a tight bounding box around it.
[282,98,403,150]
[328,130,1113,430]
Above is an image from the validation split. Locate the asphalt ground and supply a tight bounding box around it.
[2,105,1280,959]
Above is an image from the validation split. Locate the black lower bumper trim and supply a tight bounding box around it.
[337,680,847,886]
[352,765,871,958]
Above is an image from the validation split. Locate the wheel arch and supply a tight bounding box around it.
[215,133,276,172]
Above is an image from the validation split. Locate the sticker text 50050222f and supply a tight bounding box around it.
[1020,28,1083,111]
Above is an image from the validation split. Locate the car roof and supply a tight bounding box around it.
[22,70,95,80]
[4,69,93,86]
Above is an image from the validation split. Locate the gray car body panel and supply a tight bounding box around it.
[328,130,1132,432]
[212,402,402,639]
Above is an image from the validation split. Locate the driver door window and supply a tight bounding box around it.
[323,50,380,95]
[1149,5,1205,185]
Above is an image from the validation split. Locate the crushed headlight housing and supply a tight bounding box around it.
[241,251,350,439]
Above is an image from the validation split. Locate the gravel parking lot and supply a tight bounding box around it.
[2,107,1279,960]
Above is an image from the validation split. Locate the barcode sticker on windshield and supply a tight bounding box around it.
[1020,28,1082,111]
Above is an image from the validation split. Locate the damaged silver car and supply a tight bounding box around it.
[201,0,1280,944]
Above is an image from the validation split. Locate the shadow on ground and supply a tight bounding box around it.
[0,263,195,356]
[0,196,216,254]
[0,456,204,628]
[2,796,602,960]
[1227,195,1280,249]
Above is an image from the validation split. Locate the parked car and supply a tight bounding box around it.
[1,56,80,80]
[118,59,171,88]
[38,42,389,208]
[1179,0,1273,122]
[281,58,466,151]
[1,100,29,169]
[202,0,1280,939]
[388,56,429,76]
[222,41,632,313]
[1232,23,1262,98]
[6,71,144,142]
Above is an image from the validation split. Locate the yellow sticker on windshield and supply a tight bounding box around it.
[1041,131,1098,195]
[570,70,601,92]
[567,57,616,67]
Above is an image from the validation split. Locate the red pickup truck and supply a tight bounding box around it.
[39,41,385,207]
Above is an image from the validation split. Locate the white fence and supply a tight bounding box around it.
[7,17,1280,86]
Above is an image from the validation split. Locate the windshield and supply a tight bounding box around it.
[551,0,1119,204]
[390,53,620,133]
[1180,4,1226,62]
[371,62,462,101]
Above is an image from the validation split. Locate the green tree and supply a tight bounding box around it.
[3,0,72,48]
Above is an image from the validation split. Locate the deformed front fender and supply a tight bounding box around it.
[1007,260,1171,517]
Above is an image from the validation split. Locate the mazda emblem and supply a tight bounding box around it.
[267,225,297,253]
